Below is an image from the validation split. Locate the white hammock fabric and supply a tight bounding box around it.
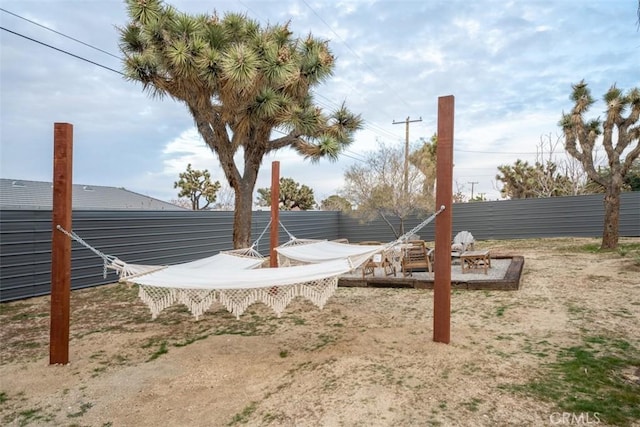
[113,248,265,281]
[275,207,446,268]
[58,208,444,321]
[59,224,370,320]
[276,239,387,267]
[125,258,356,320]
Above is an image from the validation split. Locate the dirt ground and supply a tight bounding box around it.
[1,237,639,427]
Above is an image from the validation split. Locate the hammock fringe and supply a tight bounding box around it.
[136,277,339,320]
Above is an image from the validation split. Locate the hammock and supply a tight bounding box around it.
[56,224,378,320]
[276,239,387,266]
[113,248,265,281]
[276,206,445,267]
[57,207,443,320]
[131,258,361,320]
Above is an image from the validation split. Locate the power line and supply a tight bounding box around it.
[0,26,125,76]
[182,2,410,145]
[300,0,414,112]
[1,8,402,160]
[272,128,366,163]
[0,8,121,59]
[312,92,401,142]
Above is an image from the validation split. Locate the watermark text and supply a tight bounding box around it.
[549,412,601,425]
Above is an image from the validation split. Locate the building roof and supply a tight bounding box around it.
[0,179,186,210]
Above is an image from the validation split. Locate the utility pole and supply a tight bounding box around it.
[392,116,422,198]
[468,181,478,200]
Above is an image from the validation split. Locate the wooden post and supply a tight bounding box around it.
[270,161,280,267]
[50,123,73,364]
[433,96,454,344]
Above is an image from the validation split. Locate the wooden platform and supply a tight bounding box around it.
[338,255,524,291]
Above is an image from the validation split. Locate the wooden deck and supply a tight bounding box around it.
[338,255,524,291]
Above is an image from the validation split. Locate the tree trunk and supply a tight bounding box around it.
[601,185,620,250]
[233,177,254,249]
[231,150,263,249]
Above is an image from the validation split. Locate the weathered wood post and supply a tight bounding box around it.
[433,96,454,344]
[270,161,280,267]
[50,123,73,364]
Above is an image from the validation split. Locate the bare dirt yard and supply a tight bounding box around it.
[1,237,639,427]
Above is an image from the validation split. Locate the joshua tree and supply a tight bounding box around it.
[560,81,640,249]
[119,0,362,247]
[173,163,220,210]
[256,177,316,210]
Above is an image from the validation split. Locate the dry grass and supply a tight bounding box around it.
[0,237,639,427]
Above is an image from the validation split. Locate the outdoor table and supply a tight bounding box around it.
[460,250,491,274]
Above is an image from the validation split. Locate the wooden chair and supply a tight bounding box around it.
[359,241,395,278]
[401,240,432,276]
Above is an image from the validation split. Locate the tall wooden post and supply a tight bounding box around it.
[433,96,454,344]
[50,123,73,364]
[270,161,280,267]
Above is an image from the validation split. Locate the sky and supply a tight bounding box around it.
[1,0,638,205]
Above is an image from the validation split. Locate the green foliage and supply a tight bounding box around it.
[173,163,221,210]
[626,159,640,191]
[409,133,437,206]
[469,194,487,202]
[256,177,315,210]
[119,0,362,247]
[67,402,93,418]
[228,402,257,426]
[496,159,575,199]
[146,341,168,362]
[319,194,352,211]
[562,242,640,262]
[585,160,640,192]
[559,80,640,248]
[512,337,640,426]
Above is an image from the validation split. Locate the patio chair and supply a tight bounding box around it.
[452,231,475,254]
[359,241,395,278]
[401,240,432,276]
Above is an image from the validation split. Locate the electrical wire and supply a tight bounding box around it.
[300,0,414,112]
[0,26,124,76]
[0,7,121,59]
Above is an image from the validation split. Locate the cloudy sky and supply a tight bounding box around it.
[1,0,638,205]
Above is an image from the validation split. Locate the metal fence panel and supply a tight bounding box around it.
[1,192,638,301]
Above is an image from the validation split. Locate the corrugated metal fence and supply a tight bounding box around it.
[1,193,638,302]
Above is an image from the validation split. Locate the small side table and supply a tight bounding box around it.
[460,250,491,274]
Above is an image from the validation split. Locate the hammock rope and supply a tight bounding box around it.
[55,219,272,279]
[277,219,297,242]
[54,207,445,320]
[387,205,446,248]
[56,225,120,278]
[251,218,272,250]
[278,205,446,252]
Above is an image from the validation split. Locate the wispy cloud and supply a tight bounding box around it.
[0,0,637,203]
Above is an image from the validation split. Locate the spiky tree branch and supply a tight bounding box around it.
[119,0,362,247]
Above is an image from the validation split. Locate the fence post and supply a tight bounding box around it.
[434,96,454,344]
[270,161,280,267]
[50,123,73,364]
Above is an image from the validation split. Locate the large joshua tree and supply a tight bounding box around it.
[560,81,640,249]
[119,0,362,248]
